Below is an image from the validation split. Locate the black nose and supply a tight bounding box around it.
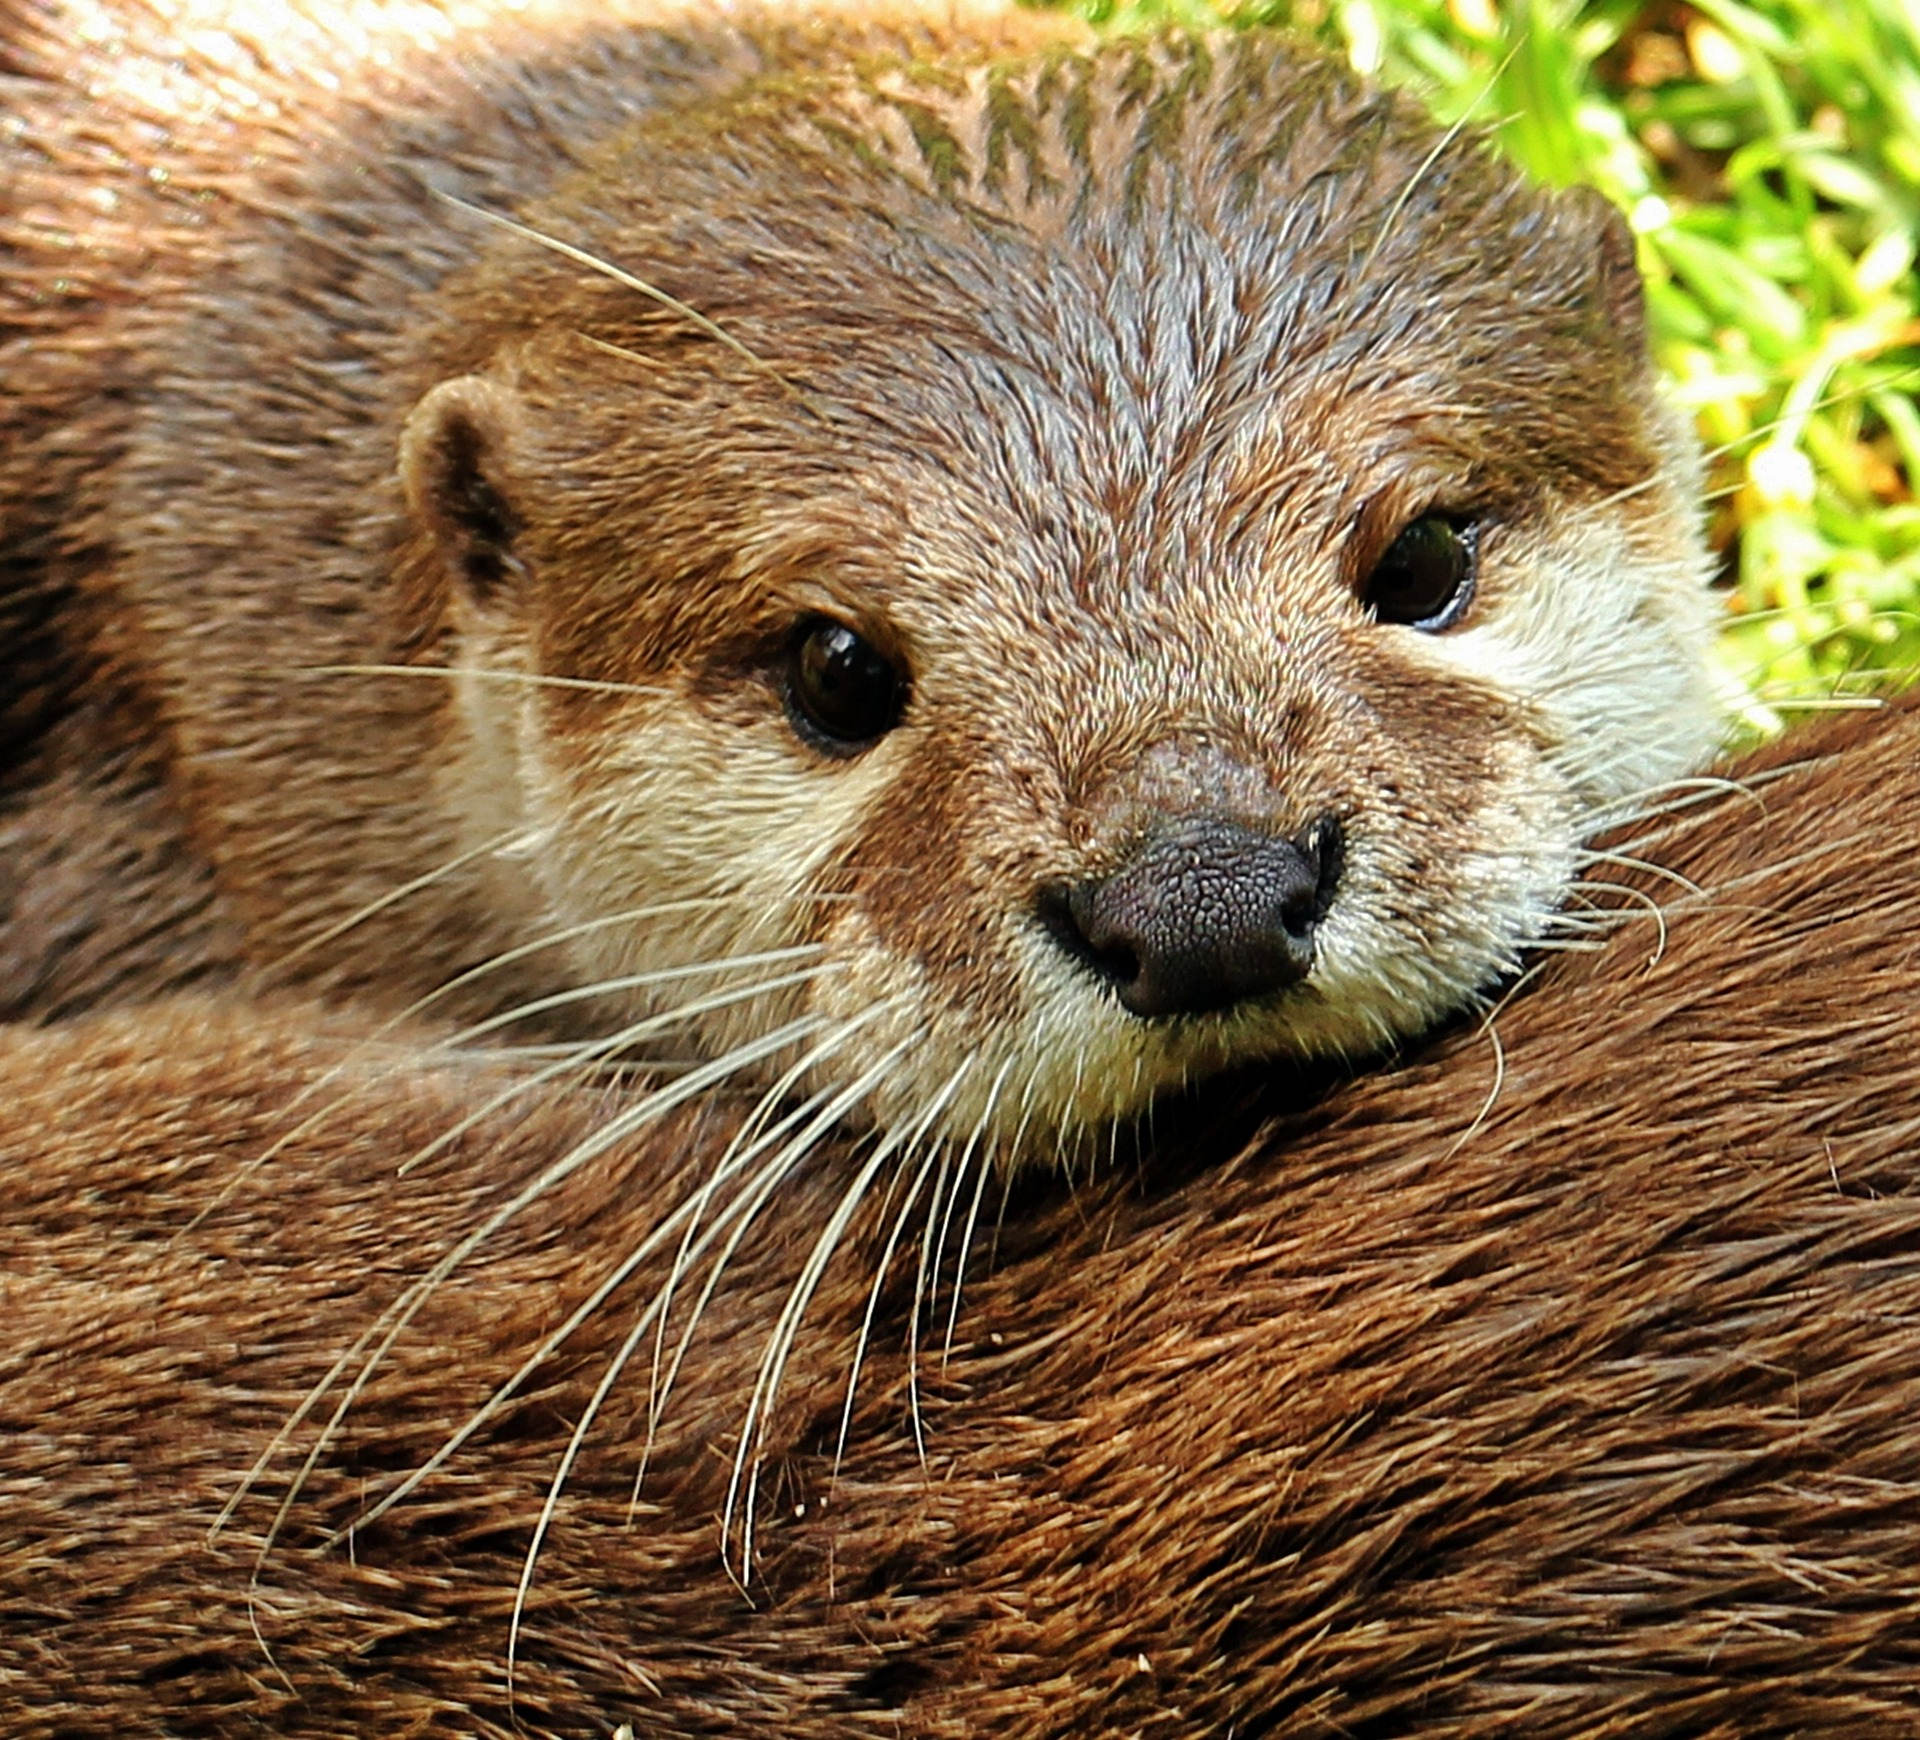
[1040,816,1344,1020]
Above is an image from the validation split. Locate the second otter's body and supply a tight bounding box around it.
[2,0,1719,1155]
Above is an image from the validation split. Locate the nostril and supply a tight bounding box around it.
[1291,813,1345,939]
[1035,882,1141,992]
[1086,934,1141,990]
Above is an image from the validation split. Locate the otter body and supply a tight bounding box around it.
[5,698,1920,1736]
[2,0,1719,1157]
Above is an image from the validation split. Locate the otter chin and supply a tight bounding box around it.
[2,1,1720,1158]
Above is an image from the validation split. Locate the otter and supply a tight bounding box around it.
[1,0,1720,1161]
[4,695,1919,1736]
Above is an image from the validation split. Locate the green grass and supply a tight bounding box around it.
[1038,0,1920,733]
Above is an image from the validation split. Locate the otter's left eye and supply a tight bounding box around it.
[1361,515,1479,631]
[786,616,906,753]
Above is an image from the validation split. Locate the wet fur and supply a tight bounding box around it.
[1,0,1719,1153]
[6,696,1920,1736]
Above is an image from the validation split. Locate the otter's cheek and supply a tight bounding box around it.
[801,915,980,1141]
[798,894,1093,1152]
[1433,506,1721,816]
[510,705,887,1033]
[1303,752,1580,1048]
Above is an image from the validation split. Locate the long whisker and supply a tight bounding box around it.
[1575,773,1770,838]
[1437,962,1544,1167]
[273,824,530,974]
[393,959,837,1179]
[944,1140,1001,1365]
[216,1003,827,1555]
[407,896,848,1044]
[833,1065,972,1476]
[268,662,667,700]
[504,1028,918,1682]
[933,1055,1016,1361]
[724,1058,967,1577]
[433,190,808,406]
[1573,847,1706,902]
[177,899,813,1239]
[985,1066,1045,1277]
[1550,877,1673,963]
[1747,690,1896,713]
[1588,368,1920,518]
[356,1012,894,1557]
[634,1069,811,1486]
[1361,43,1521,276]
[641,1006,917,1467]
[904,1145,956,1467]
[411,943,827,1056]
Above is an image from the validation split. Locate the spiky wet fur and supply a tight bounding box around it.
[2,0,1718,1159]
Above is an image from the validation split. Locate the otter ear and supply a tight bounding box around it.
[1561,185,1647,351]
[400,374,530,611]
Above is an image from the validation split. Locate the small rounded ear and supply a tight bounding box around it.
[400,374,529,610]
[1561,185,1648,352]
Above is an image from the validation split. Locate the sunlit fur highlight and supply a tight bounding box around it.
[3,0,1722,1171]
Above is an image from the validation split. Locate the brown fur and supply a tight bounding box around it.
[1,0,1718,1154]
[0,0,1070,1018]
[5,694,1920,1736]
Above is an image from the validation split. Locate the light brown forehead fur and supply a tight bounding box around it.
[405,29,1664,665]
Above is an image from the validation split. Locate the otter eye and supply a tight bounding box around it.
[786,616,905,752]
[1361,515,1479,631]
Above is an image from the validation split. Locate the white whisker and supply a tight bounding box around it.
[1552,877,1672,963]
[176,904,816,1241]
[1573,848,1706,902]
[418,943,829,1055]
[275,824,529,973]
[833,1063,972,1477]
[933,1055,1016,1362]
[904,1146,956,1467]
[1361,44,1519,275]
[1437,964,1539,1166]
[502,1026,918,1672]
[637,1007,910,1463]
[498,1036,900,1687]
[272,662,666,700]
[218,1007,830,1573]
[392,959,836,1179]
[434,190,806,405]
[724,1057,967,1577]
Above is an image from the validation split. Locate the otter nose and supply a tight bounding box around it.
[1041,816,1344,1019]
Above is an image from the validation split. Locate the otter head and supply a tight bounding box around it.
[396,31,1719,1163]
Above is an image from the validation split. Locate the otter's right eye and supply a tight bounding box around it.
[786,617,906,753]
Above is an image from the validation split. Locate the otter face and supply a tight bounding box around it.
[399,32,1719,1161]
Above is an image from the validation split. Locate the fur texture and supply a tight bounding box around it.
[4,696,1919,1736]
[1,0,1720,1154]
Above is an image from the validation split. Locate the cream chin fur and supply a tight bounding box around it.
[499,687,896,1064]
[1438,500,1722,822]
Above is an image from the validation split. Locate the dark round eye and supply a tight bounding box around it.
[1361,515,1479,631]
[786,616,906,752]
